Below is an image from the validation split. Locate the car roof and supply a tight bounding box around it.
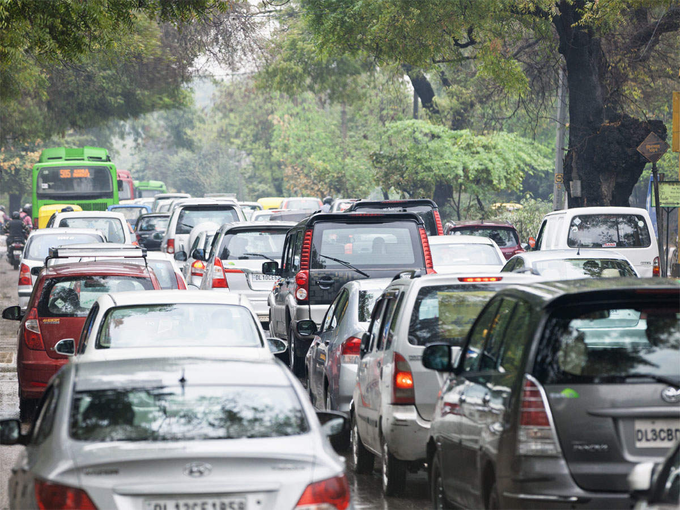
[544,206,649,217]
[219,221,296,233]
[55,211,125,219]
[511,249,631,262]
[283,197,320,201]
[109,204,149,209]
[73,357,290,392]
[138,213,169,218]
[154,193,190,199]
[43,261,153,278]
[428,235,497,245]
[28,228,105,238]
[448,220,515,228]
[102,289,249,307]
[349,199,437,209]
[294,211,425,227]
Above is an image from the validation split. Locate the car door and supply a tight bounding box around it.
[318,289,350,409]
[309,295,338,407]
[271,230,297,337]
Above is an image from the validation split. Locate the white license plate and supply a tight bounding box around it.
[251,274,279,282]
[145,498,246,510]
[634,419,680,448]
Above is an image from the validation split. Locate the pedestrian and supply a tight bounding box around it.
[321,196,333,213]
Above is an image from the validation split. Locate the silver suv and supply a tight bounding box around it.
[350,272,539,496]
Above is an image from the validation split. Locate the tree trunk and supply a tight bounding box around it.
[9,193,21,214]
[433,181,453,210]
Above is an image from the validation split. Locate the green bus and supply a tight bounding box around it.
[32,147,118,226]
[134,180,167,198]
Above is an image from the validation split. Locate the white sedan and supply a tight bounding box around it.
[429,235,505,274]
[64,290,286,363]
[46,210,133,244]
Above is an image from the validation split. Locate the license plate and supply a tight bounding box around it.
[634,419,680,448]
[145,498,246,510]
[251,274,279,282]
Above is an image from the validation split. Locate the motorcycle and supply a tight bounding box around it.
[7,239,25,270]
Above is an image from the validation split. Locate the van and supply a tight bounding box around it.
[532,207,659,277]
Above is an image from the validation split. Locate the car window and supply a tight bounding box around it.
[451,227,518,247]
[384,293,405,351]
[430,242,502,266]
[322,297,338,333]
[377,295,399,351]
[534,258,637,278]
[332,290,350,329]
[189,235,201,257]
[26,233,104,260]
[31,385,59,445]
[59,217,125,243]
[498,300,532,381]
[358,289,384,323]
[535,220,547,250]
[219,229,286,261]
[282,231,296,276]
[292,230,304,272]
[463,299,502,372]
[368,299,386,352]
[176,207,239,235]
[479,299,516,372]
[78,303,99,354]
[147,260,177,289]
[138,216,168,232]
[567,214,651,248]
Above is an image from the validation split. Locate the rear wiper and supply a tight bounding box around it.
[597,373,680,388]
[318,254,369,278]
[243,252,276,263]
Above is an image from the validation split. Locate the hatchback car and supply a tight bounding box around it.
[429,235,505,274]
[351,272,539,496]
[280,197,323,211]
[134,212,169,251]
[2,256,161,420]
[107,204,152,226]
[445,220,524,260]
[423,279,680,509]
[0,357,351,510]
[345,199,444,236]
[176,222,220,287]
[46,211,132,244]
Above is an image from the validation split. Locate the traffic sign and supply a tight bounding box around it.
[637,132,669,163]
[651,181,680,208]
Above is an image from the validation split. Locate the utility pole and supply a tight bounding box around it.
[413,89,419,120]
[553,64,568,211]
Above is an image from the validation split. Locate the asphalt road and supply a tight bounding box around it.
[0,236,431,509]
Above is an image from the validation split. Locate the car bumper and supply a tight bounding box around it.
[18,356,67,399]
[382,404,430,461]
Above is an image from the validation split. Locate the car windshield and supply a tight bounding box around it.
[137,216,168,232]
[358,289,384,323]
[567,214,651,248]
[451,227,519,247]
[431,243,502,266]
[408,284,504,346]
[70,385,308,442]
[535,305,680,385]
[36,166,113,198]
[283,198,320,210]
[25,234,104,260]
[312,221,421,269]
[533,258,637,278]
[176,207,239,235]
[112,207,146,221]
[96,304,261,349]
[219,230,286,260]
[58,217,125,243]
[39,276,153,317]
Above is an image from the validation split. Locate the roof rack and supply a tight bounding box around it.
[46,244,147,266]
[391,269,426,282]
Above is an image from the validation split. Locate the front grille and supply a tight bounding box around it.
[79,203,108,211]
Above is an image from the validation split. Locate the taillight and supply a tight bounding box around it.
[175,273,187,290]
[24,308,45,351]
[190,260,206,277]
[19,263,32,286]
[392,352,415,405]
[35,479,97,510]
[300,229,313,270]
[517,375,561,456]
[295,474,350,510]
[419,228,436,274]
[653,256,660,277]
[166,238,175,254]
[211,257,228,289]
[295,270,309,301]
[433,210,444,235]
[340,336,362,364]
[458,276,503,283]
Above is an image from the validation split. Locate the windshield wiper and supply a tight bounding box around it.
[243,252,276,262]
[318,254,369,278]
[596,373,680,388]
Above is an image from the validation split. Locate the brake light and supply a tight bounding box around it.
[166,238,175,254]
[190,260,206,277]
[419,228,436,274]
[211,257,228,288]
[458,277,503,282]
[35,479,97,510]
[433,210,444,235]
[392,352,415,404]
[295,270,309,301]
[653,256,660,277]
[175,273,187,290]
[19,263,32,286]
[517,376,561,456]
[300,229,313,270]
[24,308,45,351]
[341,336,362,364]
[295,474,350,510]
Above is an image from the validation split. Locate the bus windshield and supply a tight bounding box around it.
[37,166,113,198]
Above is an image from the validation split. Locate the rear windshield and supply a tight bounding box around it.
[534,304,680,385]
[283,198,320,211]
[353,204,437,236]
[408,284,504,346]
[39,276,153,317]
[219,230,287,260]
[431,243,502,267]
[112,207,146,222]
[26,234,103,261]
[176,207,239,235]
[312,221,422,269]
[451,227,519,247]
[358,289,384,323]
[137,216,168,232]
[58,217,125,243]
[567,214,651,248]
[96,304,261,349]
[534,258,637,279]
[147,260,177,289]
[70,386,308,442]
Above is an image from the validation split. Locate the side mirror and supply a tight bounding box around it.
[54,338,75,356]
[31,266,42,277]
[262,261,280,276]
[267,338,287,355]
[628,461,654,494]
[422,343,453,372]
[520,243,529,251]
[297,320,317,337]
[360,332,371,357]
[174,251,187,262]
[191,248,205,261]
[528,237,536,249]
[0,419,24,445]
[2,305,23,321]
[316,411,349,439]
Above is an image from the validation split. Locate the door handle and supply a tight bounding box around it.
[482,393,491,405]
[317,276,334,289]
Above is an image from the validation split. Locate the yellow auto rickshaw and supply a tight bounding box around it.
[257,197,285,210]
[38,204,82,229]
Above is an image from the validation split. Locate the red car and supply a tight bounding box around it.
[2,261,161,420]
[444,220,525,260]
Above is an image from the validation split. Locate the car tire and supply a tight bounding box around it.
[431,454,453,509]
[487,481,500,510]
[381,434,407,496]
[351,411,374,474]
[287,322,304,378]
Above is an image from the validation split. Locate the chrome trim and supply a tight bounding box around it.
[521,373,563,456]
[503,492,578,502]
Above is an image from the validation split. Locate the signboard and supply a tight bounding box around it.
[651,181,680,208]
[637,132,669,163]
[673,91,679,153]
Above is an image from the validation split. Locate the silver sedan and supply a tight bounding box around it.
[1,357,351,510]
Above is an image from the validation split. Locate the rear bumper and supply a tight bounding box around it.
[382,404,430,461]
[18,355,66,399]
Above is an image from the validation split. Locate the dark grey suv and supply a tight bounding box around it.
[423,279,680,509]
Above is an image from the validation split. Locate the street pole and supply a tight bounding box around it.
[553,65,567,211]
[652,162,666,277]
[413,89,419,120]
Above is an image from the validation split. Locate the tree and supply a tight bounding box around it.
[301,0,680,207]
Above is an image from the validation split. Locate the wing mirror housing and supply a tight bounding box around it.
[360,332,371,357]
[422,344,461,372]
[0,419,26,445]
[316,411,349,439]
[54,338,75,356]
[31,266,42,277]
[262,261,280,276]
[296,320,317,337]
[191,248,205,261]
[174,251,187,262]
[267,338,287,355]
[2,305,23,321]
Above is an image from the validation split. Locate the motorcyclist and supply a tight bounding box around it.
[321,196,333,213]
[4,212,29,247]
[20,204,33,230]
[0,206,9,226]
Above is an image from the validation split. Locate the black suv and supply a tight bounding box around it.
[344,199,444,236]
[265,211,435,376]
[423,278,680,510]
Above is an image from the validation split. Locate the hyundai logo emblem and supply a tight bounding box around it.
[183,462,212,478]
[661,387,680,404]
